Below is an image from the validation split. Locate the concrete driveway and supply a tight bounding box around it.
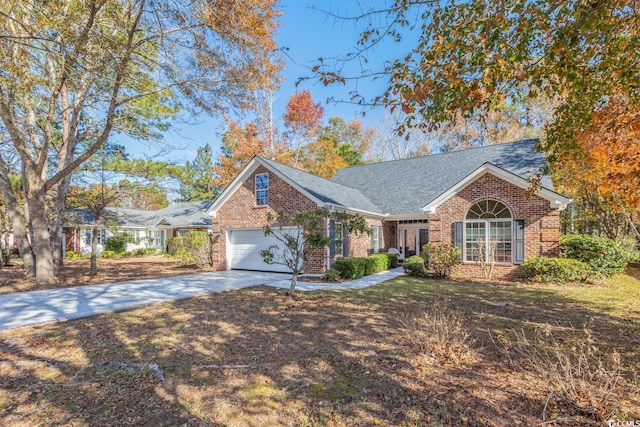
[0,270,291,331]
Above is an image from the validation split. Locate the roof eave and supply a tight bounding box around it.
[325,204,388,220]
[421,163,572,214]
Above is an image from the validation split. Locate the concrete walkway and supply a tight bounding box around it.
[269,267,405,291]
[0,268,405,331]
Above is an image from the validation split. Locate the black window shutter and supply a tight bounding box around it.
[453,222,463,256]
[329,220,336,257]
[514,219,525,263]
[343,224,349,257]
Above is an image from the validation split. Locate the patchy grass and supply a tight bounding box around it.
[1,273,639,425]
[0,255,205,295]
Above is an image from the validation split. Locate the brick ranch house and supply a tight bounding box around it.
[206,139,571,278]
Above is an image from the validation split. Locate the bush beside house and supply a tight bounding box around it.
[167,231,212,267]
[421,243,461,278]
[523,234,631,283]
[403,255,426,277]
[559,234,629,276]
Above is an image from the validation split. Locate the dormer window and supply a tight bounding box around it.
[255,173,269,206]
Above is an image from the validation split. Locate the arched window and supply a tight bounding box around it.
[464,200,513,263]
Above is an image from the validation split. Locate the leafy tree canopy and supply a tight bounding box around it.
[311,0,640,158]
[0,0,280,284]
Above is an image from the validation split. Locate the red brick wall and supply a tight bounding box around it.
[382,221,397,252]
[211,165,322,272]
[428,172,560,279]
[338,218,384,260]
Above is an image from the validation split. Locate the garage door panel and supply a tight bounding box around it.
[228,228,299,273]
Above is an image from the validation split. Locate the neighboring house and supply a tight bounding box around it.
[64,201,212,255]
[206,139,571,278]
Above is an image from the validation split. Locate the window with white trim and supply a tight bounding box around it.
[464,200,513,263]
[334,222,344,257]
[255,173,269,206]
[149,230,165,247]
[370,226,382,253]
[84,229,106,245]
[122,229,142,241]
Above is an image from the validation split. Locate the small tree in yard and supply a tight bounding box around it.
[261,208,369,296]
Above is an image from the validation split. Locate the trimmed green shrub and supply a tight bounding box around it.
[334,257,369,279]
[523,256,592,283]
[66,251,83,259]
[167,231,212,267]
[322,268,341,282]
[560,234,628,277]
[368,253,389,273]
[403,255,425,277]
[144,247,158,255]
[104,235,127,254]
[385,252,398,268]
[364,257,378,276]
[368,252,398,272]
[421,243,461,278]
[101,250,117,259]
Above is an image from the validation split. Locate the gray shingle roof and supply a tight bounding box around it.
[330,139,553,216]
[258,157,385,215]
[66,201,212,228]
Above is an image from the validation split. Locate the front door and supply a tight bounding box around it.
[399,227,429,259]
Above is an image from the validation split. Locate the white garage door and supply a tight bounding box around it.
[228,228,300,273]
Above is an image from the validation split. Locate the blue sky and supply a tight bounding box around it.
[123,1,411,163]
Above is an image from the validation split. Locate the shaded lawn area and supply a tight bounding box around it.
[1,273,639,426]
[0,255,204,295]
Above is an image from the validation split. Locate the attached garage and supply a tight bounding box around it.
[227,228,300,273]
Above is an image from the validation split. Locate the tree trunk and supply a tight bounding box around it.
[0,174,35,276]
[90,223,99,276]
[50,176,72,274]
[286,271,298,296]
[13,219,35,277]
[28,186,56,285]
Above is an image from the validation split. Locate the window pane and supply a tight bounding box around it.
[494,242,512,263]
[334,222,343,256]
[465,222,486,262]
[255,174,269,205]
[489,221,512,262]
[465,222,485,241]
[465,242,481,261]
[466,200,511,219]
[256,190,268,205]
[371,226,381,253]
[255,174,268,190]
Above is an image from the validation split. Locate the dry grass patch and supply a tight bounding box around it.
[0,255,205,295]
[506,325,624,423]
[1,274,639,425]
[399,299,476,366]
